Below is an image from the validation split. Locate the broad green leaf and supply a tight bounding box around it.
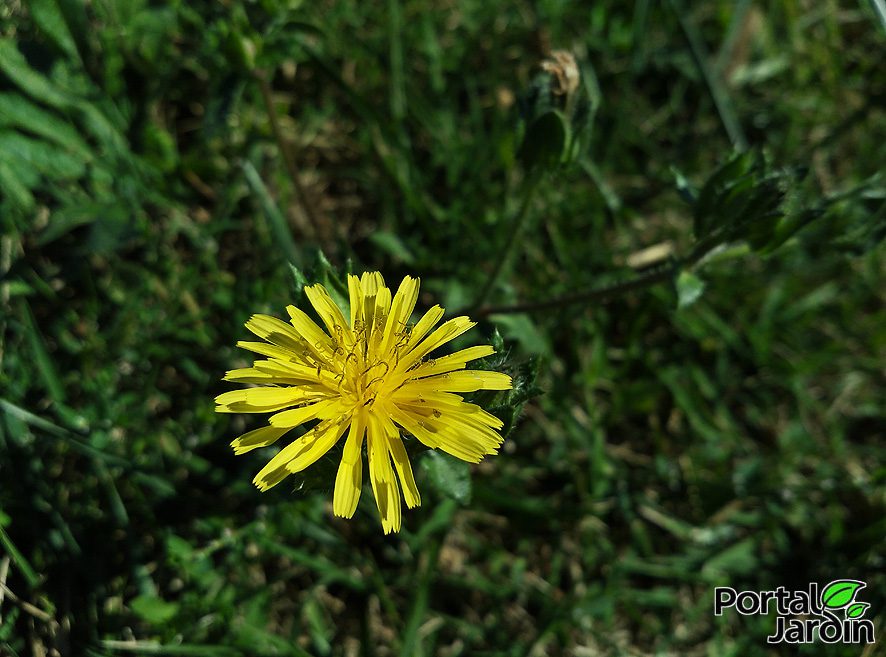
[820,579,865,609]
[422,451,472,504]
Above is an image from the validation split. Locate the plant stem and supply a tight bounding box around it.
[255,71,322,239]
[472,174,542,311]
[473,233,723,317]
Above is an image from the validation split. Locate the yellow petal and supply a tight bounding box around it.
[408,345,495,379]
[396,317,476,372]
[342,410,367,465]
[379,276,419,355]
[403,304,444,352]
[304,284,352,348]
[384,419,420,509]
[253,359,338,387]
[347,274,364,329]
[333,418,366,518]
[285,418,349,474]
[360,271,385,296]
[231,425,291,455]
[269,398,338,428]
[215,387,313,412]
[367,413,401,533]
[223,367,274,384]
[252,417,349,490]
[245,314,308,353]
[401,370,512,393]
[393,394,504,431]
[333,459,362,519]
[388,406,495,463]
[236,341,301,362]
[286,305,336,364]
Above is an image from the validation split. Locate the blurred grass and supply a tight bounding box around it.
[1,0,884,655]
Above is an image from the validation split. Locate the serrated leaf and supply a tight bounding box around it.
[820,580,865,610]
[421,451,471,504]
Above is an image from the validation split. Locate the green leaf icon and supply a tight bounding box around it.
[820,580,865,610]
[845,602,870,619]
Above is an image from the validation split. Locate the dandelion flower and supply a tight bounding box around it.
[216,272,512,533]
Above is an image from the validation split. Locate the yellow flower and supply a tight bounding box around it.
[216,272,512,533]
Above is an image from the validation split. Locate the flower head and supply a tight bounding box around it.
[216,272,512,533]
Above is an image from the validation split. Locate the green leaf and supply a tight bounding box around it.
[290,262,310,295]
[676,270,705,308]
[368,230,415,264]
[519,111,569,172]
[0,160,35,212]
[820,579,865,609]
[130,594,179,625]
[845,602,870,619]
[22,300,66,402]
[421,451,472,504]
[0,39,74,110]
[490,313,550,357]
[303,596,332,656]
[241,159,304,268]
[0,130,86,180]
[30,0,79,58]
[0,524,40,587]
[0,93,91,157]
[701,537,758,579]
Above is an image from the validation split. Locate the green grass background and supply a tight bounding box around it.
[1,0,884,655]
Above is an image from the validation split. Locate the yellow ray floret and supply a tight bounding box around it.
[216,272,513,533]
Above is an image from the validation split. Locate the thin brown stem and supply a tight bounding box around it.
[255,71,322,239]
